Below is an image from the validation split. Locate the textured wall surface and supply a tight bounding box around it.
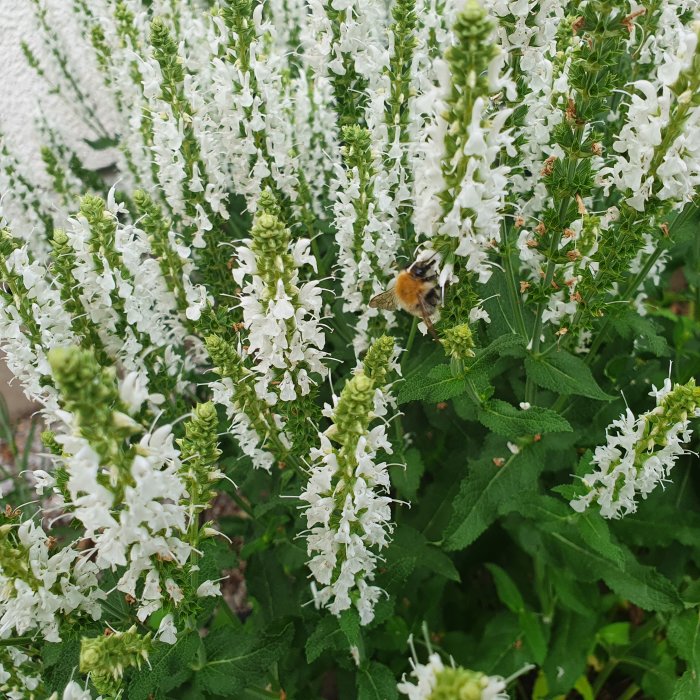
[0,0,117,177]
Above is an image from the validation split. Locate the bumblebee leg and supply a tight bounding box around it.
[419,298,439,341]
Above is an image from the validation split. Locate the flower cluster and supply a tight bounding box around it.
[39,345,221,624]
[0,645,46,700]
[233,188,327,405]
[333,125,400,355]
[604,22,700,212]
[570,378,700,519]
[397,652,509,700]
[206,333,282,471]
[415,0,515,291]
[0,0,699,696]
[0,517,103,643]
[79,625,152,696]
[301,336,399,624]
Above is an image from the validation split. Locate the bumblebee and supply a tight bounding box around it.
[369,258,441,338]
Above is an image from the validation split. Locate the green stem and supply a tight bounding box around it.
[501,219,528,339]
[404,317,419,358]
[592,658,619,697]
[229,489,254,518]
[0,636,35,647]
[617,684,641,700]
[525,224,566,404]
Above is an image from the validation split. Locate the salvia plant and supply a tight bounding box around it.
[0,0,700,697]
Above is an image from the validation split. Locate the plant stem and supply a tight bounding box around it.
[525,206,568,404]
[0,636,34,647]
[501,218,528,338]
[229,489,254,518]
[618,684,641,700]
[404,317,419,358]
[592,657,619,697]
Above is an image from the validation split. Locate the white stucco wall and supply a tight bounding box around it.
[0,0,118,178]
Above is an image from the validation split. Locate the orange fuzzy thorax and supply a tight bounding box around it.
[394,270,429,316]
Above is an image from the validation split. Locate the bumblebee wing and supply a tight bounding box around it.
[369,288,398,310]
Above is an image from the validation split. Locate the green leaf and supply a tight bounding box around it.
[615,313,670,357]
[357,661,399,700]
[520,610,548,665]
[543,610,597,695]
[306,616,344,663]
[42,640,81,693]
[339,609,364,660]
[667,610,700,675]
[576,515,681,611]
[573,675,595,700]
[246,549,301,622]
[469,610,532,674]
[470,333,526,369]
[397,364,466,405]
[197,622,293,696]
[550,572,593,616]
[485,563,525,613]
[484,565,547,663]
[516,497,682,612]
[384,525,460,585]
[672,671,700,700]
[127,633,201,700]
[517,496,682,612]
[525,351,614,400]
[597,622,630,647]
[445,444,546,551]
[614,503,700,548]
[477,399,572,438]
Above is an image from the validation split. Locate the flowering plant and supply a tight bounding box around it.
[1,0,700,697]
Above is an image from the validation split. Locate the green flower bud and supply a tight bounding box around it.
[80,626,152,696]
[257,187,280,217]
[363,335,396,386]
[151,18,184,85]
[249,193,294,288]
[329,372,376,457]
[177,402,222,473]
[41,430,62,456]
[206,335,249,383]
[51,228,69,248]
[0,228,19,259]
[431,667,498,700]
[442,324,476,361]
[341,125,373,171]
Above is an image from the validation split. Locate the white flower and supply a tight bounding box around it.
[155,613,178,645]
[62,680,94,700]
[0,520,105,643]
[301,369,397,625]
[570,379,700,518]
[196,580,221,597]
[235,200,327,406]
[398,653,445,699]
[397,650,513,700]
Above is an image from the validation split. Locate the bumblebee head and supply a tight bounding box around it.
[408,256,437,280]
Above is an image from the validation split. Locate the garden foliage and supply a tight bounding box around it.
[1,0,700,697]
